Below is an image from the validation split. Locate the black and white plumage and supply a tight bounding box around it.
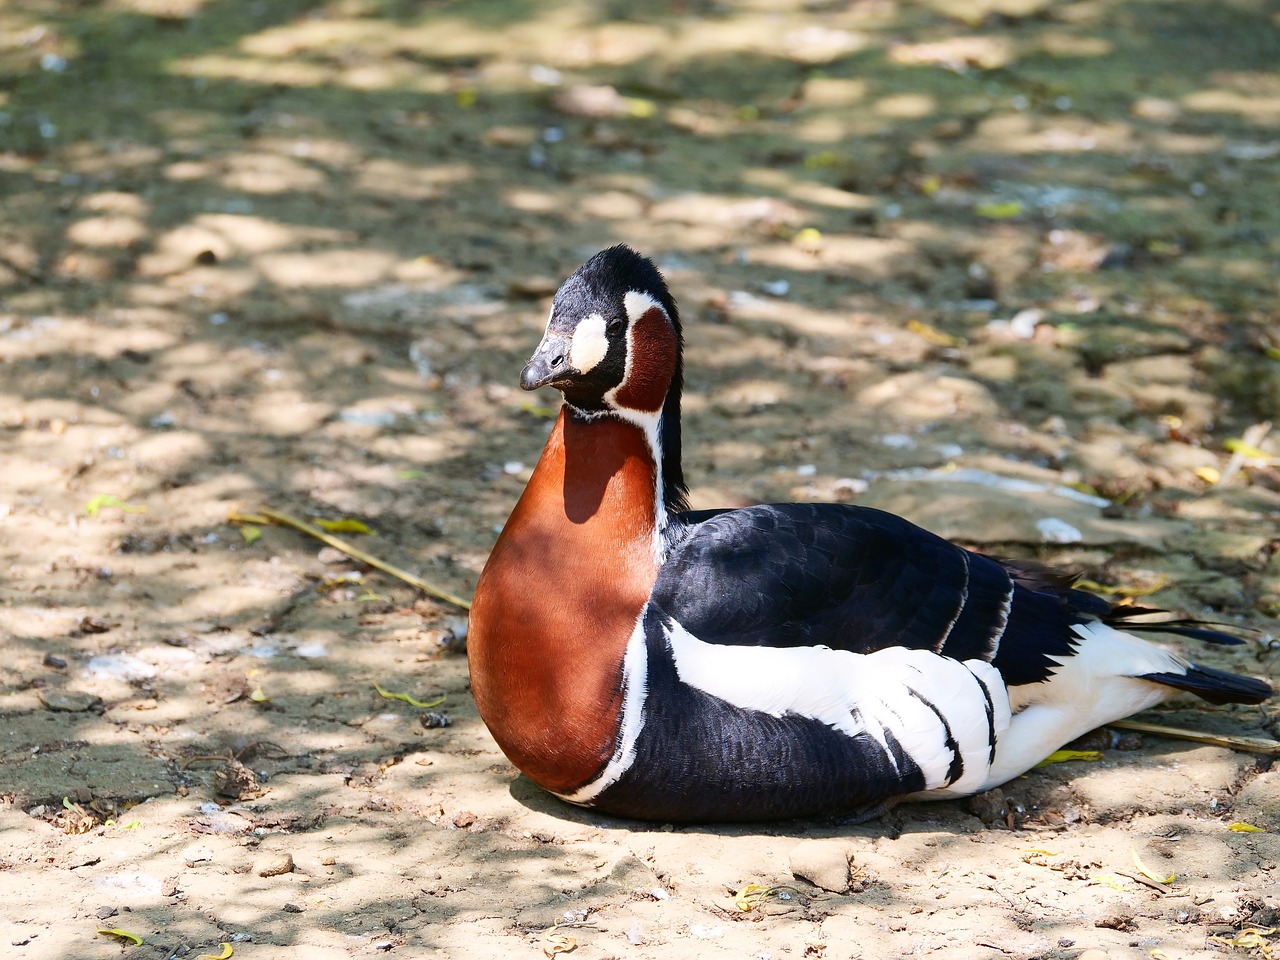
[466,244,1272,823]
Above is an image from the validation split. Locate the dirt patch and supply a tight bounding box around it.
[2,1,1279,957]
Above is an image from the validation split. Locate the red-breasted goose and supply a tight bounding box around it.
[467,244,1271,823]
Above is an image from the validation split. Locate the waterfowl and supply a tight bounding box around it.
[467,244,1272,823]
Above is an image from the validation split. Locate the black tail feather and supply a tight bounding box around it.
[995,557,1270,702]
[1115,619,1247,646]
[1140,665,1273,706]
[999,558,1261,649]
[1103,609,1253,646]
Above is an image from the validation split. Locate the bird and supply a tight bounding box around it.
[466,244,1272,823]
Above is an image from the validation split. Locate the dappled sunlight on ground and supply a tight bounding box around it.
[2,0,1280,956]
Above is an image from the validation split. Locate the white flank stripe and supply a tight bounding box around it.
[663,621,1014,792]
[665,620,867,737]
[921,660,1012,798]
[555,617,651,805]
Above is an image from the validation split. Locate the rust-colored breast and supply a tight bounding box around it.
[468,410,660,794]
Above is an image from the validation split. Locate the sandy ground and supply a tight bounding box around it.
[2,0,1280,957]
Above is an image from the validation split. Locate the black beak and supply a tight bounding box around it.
[520,331,573,391]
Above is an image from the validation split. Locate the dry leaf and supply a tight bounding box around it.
[906,319,963,347]
[1088,873,1131,890]
[1131,846,1175,885]
[542,922,588,957]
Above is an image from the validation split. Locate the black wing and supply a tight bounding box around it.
[658,503,1085,687]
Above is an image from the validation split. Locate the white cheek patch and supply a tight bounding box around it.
[569,312,609,373]
[623,290,661,324]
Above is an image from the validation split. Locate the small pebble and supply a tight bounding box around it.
[789,838,855,893]
[529,65,562,86]
[1035,517,1083,544]
[319,855,336,866]
[182,845,214,866]
[42,653,67,669]
[283,903,304,913]
[95,906,118,920]
[627,920,645,946]
[37,689,102,713]
[338,407,397,427]
[832,478,868,497]
[1008,308,1043,338]
[966,788,1008,825]
[437,626,466,655]
[507,275,559,299]
[254,852,294,877]
[85,653,155,682]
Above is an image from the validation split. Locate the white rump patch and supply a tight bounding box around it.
[569,312,609,373]
[982,620,1185,790]
[623,289,661,323]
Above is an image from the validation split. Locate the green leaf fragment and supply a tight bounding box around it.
[372,682,445,709]
[975,201,1023,219]
[86,494,145,517]
[98,929,144,946]
[1035,749,1104,768]
[314,518,375,534]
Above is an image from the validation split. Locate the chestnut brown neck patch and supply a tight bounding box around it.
[614,306,677,413]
